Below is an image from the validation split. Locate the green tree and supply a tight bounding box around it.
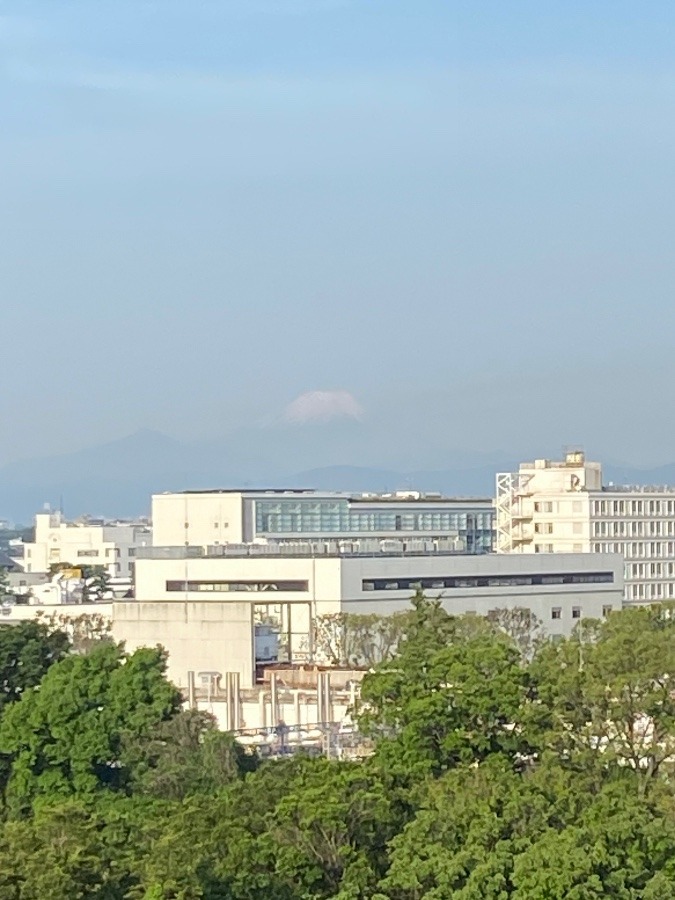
[359,598,531,778]
[127,708,255,801]
[532,606,675,791]
[486,606,546,663]
[510,783,675,899]
[379,758,538,899]
[270,759,398,899]
[80,566,111,603]
[133,759,313,899]
[0,643,181,816]
[35,610,113,655]
[0,801,135,899]
[0,620,70,715]
[313,612,409,667]
[380,759,675,900]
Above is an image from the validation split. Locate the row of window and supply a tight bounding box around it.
[533,501,585,514]
[361,572,614,591]
[255,500,494,538]
[534,544,584,553]
[593,499,675,517]
[593,521,675,538]
[626,582,675,601]
[551,605,614,620]
[76,548,123,558]
[627,562,675,579]
[593,541,675,559]
[166,580,309,593]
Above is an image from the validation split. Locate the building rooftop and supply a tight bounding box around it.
[136,541,469,561]
[602,485,675,495]
[160,489,492,503]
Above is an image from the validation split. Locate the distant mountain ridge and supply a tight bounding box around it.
[1,429,673,523]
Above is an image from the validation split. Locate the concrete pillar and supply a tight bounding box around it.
[270,672,279,727]
[231,671,241,731]
[258,690,267,729]
[323,672,332,724]
[224,672,232,732]
[187,671,196,710]
[316,670,324,724]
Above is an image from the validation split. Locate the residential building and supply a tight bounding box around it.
[114,544,623,688]
[496,451,675,604]
[151,489,494,553]
[20,512,151,577]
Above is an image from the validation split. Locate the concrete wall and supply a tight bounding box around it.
[0,602,112,623]
[151,493,246,547]
[339,552,623,637]
[113,599,254,688]
[134,555,343,611]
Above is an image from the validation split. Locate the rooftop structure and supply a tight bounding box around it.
[151,489,495,554]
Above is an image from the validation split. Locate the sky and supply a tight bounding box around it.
[2,1,675,467]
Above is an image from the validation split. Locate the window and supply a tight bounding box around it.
[602,605,613,618]
[551,608,562,620]
[77,550,98,558]
[535,523,553,534]
[166,580,309,593]
[572,607,581,619]
[360,571,614,591]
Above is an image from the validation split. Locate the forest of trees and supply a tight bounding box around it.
[1,599,675,897]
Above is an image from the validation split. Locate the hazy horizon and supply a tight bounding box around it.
[3,1,675,470]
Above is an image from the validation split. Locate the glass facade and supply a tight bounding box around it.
[254,498,494,553]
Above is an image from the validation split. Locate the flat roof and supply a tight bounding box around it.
[158,489,492,503]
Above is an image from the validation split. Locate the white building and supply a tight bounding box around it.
[114,545,623,689]
[21,512,151,578]
[496,451,675,604]
[151,489,494,553]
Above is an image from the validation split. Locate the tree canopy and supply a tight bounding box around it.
[0,600,675,897]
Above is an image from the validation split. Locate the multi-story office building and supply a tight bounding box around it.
[151,489,494,553]
[115,544,623,688]
[496,451,675,604]
[21,511,152,578]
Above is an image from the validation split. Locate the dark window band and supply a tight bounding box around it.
[361,572,614,591]
[166,580,309,593]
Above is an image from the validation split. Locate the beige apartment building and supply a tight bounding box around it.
[21,511,151,577]
[497,451,675,604]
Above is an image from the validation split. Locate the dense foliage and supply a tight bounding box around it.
[3,604,675,897]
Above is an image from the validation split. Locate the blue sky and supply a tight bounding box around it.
[2,1,675,466]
